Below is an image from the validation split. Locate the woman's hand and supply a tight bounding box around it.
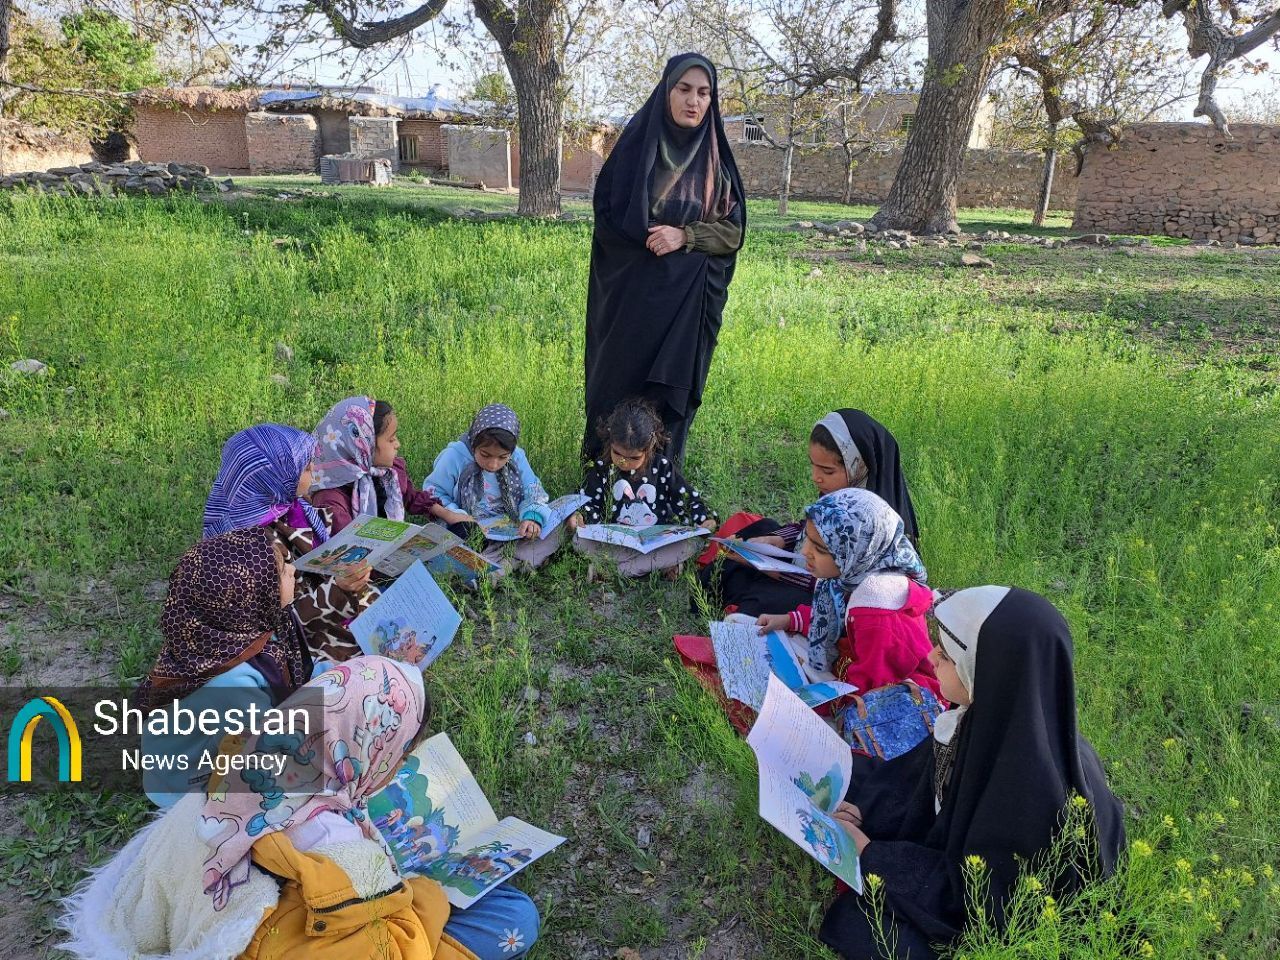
[756,612,792,635]
[647,225,686,257]
[567,513,585,530]
[748,534,788,551]
[335,560,373,595]
[519,520,542,540]
[699,518,718,531]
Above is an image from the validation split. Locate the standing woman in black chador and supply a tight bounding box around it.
[584,53,746,468]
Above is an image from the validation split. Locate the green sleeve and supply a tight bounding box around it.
[683,219,743,255]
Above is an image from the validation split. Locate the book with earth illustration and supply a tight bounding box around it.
[575,522,709,555]
[710,620,857,712]
[477,494,592,542]
[293,513,499,582]
[368,733,566,908]
[349,561,460,671]
[747,674,863,892]
[711,537,810,576]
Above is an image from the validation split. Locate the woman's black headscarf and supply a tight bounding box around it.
[816,409,920,544]
[820,588,1127,957]
[584,53,746,465]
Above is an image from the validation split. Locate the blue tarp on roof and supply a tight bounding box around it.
[257,89,478,116]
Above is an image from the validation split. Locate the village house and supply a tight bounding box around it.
[130,86,617,193]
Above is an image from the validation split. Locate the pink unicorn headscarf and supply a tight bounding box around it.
[199,655,426,909]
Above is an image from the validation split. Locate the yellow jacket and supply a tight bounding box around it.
[238,831,480,960]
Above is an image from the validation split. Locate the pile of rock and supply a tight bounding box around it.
[787,220,1095,251]
[0,160,232,197]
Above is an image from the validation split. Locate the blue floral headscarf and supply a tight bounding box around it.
[805,488,926,670]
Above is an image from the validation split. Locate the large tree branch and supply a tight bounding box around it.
[797,0,899,88]
[310,0,448,48]
[472,0,517,49]
[1167,0,1280,133]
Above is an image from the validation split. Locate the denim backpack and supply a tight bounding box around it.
[838,680,944,760]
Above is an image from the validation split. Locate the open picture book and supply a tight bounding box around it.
[292,514,499,582]
[575,522,709,555]
[710,620,856,711]
[477,494,591,542]
[747,674,863,892]
[711,537,810,576]
[349,561,460,671]
[368,733,566,908]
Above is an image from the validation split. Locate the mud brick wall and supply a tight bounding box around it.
[444,125,512,189]
[1074,122,1280,243]
[133,106,250,175]
[245,112,320,175]
[731,141,1078,210]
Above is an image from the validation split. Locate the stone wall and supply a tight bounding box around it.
[445,125,512,189]
[245,112,320,175]
[0,121,95,175]
[731,141,1078,210]
[133,105,250,175]
[350,116,399,173]
[1074,122,1280,243]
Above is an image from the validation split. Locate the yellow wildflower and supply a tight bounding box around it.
[1139,941,1155,957]
[1132,840,1154,857]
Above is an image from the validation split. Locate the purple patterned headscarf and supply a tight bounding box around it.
[309,396,404,521]
[203,424,328,543]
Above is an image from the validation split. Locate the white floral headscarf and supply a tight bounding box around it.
[309,396,404,521]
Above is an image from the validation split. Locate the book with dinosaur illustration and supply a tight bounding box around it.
[575,522,709,555]
[477,494,591,542]
[368,733,565,908]
[747,674,863,892]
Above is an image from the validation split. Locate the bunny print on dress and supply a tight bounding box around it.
[578,456,714,528]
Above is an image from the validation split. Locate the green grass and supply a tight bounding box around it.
[1,182,1279,958]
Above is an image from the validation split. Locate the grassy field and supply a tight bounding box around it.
[1,177,1279,958]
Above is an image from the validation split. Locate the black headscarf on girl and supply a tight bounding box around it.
[456,404,524,521]
[819,588,1126,956]
[815,409,920,544]
[585,54,746,463]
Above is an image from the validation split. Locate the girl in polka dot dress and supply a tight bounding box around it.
[572,398,716,577]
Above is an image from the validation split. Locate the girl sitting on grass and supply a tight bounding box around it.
[62,656,540,960]
[203,423,374,662]
[574,397,716,577]
[820,587,1125,959]
[135,527,316,809]
[309,395,444,534]
[423,403,562,575]
[756,487,939,696]
[699,409,920,618]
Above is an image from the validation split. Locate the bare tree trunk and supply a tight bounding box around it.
[0,0,13,113]
[507,57,563,217]
[1033,119,1057,227]
[477,0,564,217]
[778,142,795,216]
[872,0,1006,233]
[842,144,855,205]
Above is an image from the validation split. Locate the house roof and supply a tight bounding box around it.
[130,86,481,120]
